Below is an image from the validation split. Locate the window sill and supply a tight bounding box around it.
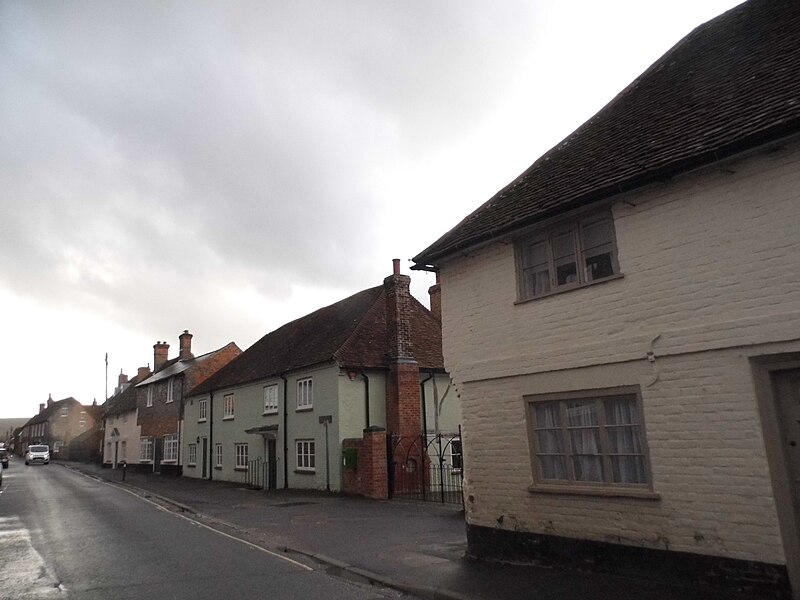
[214,466,222,470]
[294,469,315,475]
[161,460,177,464]
[222,416,234,421]
[263,410,278,416]
[295,406,313,412]
[234,466,247,471]
[198,418,207,423]
[186,464,196,468]
[528,483,660,500]
[515,273,624,304]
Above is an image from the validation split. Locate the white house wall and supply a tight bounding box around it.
[103,410,140,467]
[440,141,800,566]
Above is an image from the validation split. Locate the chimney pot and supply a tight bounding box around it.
[179,330,194,361]
[392,258,401,275]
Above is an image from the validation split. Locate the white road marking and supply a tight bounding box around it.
[0,516,64,598]
[74,469,313,572]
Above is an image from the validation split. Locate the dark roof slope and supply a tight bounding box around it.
[414,0,800,266]
[105,373,147,417]
[191,285,443,396]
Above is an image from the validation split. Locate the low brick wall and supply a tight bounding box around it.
[342,427,388,500]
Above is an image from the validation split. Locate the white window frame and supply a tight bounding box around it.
[296,439,315,472]
[166,381,174,403]
[215,443,223,468]
[296,378,313,411]
[188,443,197,466]
[263,384,278,414]
[525,386,656,498]
[515,210,621,301]
[235,443,249,470]
[140,437,153,462]
[223,394,235,420]
[199,398,207,422]
[162,434,178,463]
[450,438,463,473]
[146,386,153,407]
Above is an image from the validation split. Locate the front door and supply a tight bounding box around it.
[774,369,800,533]
[201,437,208,479]
[267,438,277,490]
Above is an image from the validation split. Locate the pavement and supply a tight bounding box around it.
[59,461,746,600]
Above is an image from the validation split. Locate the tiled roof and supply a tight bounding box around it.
[413,0,800,267]
[104,373,147,417]
[136,347,234,387]
[190,284,443,396]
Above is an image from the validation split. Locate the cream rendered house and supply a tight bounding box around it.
[103,368,149,468]
[183,261,456,495]
[413,1,800,597]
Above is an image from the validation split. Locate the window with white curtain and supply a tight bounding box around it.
[526,388,651,491]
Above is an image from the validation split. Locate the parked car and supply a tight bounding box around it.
[25,445,50,465]
[0,448,8,468]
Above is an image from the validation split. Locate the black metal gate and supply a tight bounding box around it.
[388,428,463,505]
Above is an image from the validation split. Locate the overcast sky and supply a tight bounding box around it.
[0,0,743,419]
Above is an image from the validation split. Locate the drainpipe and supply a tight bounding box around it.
[359,371,370,429]
[420,371,434,438]
[208,391,214,481]
[281,374,289,489]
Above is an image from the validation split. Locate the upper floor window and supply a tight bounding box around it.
[297,378,313,410]
[526,387,653,496]
[146,387,153,407]
[166,382,174,403]
[199,398,208,422]
[263,384,278,414]
[61,407,68,418]
[223,394,235,419]
[516,211,619,301]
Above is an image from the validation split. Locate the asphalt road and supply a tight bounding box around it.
[0,462,407,599]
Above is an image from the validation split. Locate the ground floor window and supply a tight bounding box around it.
[188,443,197,466]
[296,439,315,472]
[121,440,127,461]
[140,437,153,462]
[162,434,178,462]
[235,443,248,470]
[215,443,223,468]
[450,438,463,472]
[527,387,651,489]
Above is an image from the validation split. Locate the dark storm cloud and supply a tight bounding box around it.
[0,1,537,317]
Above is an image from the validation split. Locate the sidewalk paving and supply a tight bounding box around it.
[62,461,742,600]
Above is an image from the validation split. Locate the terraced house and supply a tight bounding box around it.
[135,331,241,475]
[413,1,800,597]
[183,261,458,497]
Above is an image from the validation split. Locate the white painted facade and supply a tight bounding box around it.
[183,365,458,492]
[102,408,140,468]
[440,140,800,568]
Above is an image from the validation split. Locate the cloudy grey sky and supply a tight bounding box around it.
[0,0,742,418]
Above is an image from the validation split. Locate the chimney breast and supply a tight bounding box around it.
[153,341,170,371]
[428,272,441,322]
[179,330,194,360]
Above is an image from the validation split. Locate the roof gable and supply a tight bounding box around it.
[414,0,800,266]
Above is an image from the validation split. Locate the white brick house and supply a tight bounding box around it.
[413,1,800,597]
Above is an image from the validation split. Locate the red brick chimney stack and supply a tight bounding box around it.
[39,403,45,413]
[428,272,441,322]
[179,330,194,360]
[118,371,129,386]
[383,259,422,437]
[137,366,151,381]
[153,341,170,372]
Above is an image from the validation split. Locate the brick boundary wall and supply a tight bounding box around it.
[341,427,388,500]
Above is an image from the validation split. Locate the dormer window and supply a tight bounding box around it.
[516,211,620,301]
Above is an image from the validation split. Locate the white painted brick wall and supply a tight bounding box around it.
[441,141,800,565]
